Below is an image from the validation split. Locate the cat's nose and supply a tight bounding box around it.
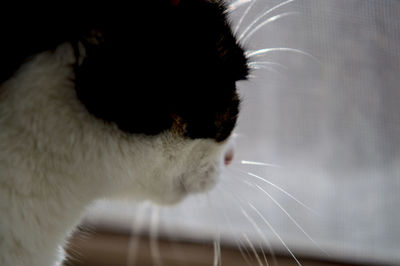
[224,148,234,166]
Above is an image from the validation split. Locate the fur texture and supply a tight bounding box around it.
[0,1,248,265]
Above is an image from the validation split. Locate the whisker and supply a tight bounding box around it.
[126,203,149,266]
[241,12,300,44]
[242,232,265,266]
[238,0,296,41]
[244,171,319,215]
[218,184,278,265]
[207,194,222,266]
[249,203,302,266]
[260,243,270,266]
[231,174,327,258]
[237,238,255,266]
[247,74,258,79]
[232,132,240,138]
[215,187,254,266]
[246,48,321,63]
[252,183,329,256]
[248,61,289,70]
[239,208,271,266]
[214,238,222,266]
[241,160,282,168]
[234,0,257,35]
[228,0,253,12]
[150,206,162,266]
[248,64,284,75]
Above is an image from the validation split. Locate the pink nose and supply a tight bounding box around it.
[224,148,234,166]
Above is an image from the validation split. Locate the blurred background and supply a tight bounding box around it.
[67,0,400,265]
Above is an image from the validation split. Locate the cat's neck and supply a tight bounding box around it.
[0,44,90,265]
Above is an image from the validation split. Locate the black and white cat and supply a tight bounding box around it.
[0,1,248,265]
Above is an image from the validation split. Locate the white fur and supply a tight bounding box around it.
[0,43,230,265]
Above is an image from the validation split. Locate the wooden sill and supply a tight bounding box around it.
[64,227,365,266]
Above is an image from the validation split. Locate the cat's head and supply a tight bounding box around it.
[92,0,249,203]
[1,0,248,204]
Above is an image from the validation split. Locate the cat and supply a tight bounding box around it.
[0,0,248,265]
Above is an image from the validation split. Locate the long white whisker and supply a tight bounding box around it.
[249,203,302,266]
[218,184,278,265]
[207,194,222,266]
[126,204,149,266]
[238,0,296,41]
[252,183,329,256]
[246,48,321,63]
[237,238,255,266]
[260,244,270,266]
[150,206,162,266]
[242,233,265,266]
[213,238,222,266]
[241,160,282,168]
[248,64,283,76]
[241,12,300,44]
[234,0,257,35]
[215,187,254,266]
[244,171,319,215]
[237,175,329,257]
[239,208,270,266]
[248,61,289,70]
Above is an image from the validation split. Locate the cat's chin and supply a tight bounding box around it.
[180,165,221,194]
[108,189,188,206]
[147,167,222,206]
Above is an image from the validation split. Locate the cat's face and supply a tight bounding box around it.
[72,0,248,202]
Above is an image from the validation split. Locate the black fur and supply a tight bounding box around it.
[1,0,248,142]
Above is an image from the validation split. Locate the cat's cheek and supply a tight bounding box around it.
[147,167,221,205]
